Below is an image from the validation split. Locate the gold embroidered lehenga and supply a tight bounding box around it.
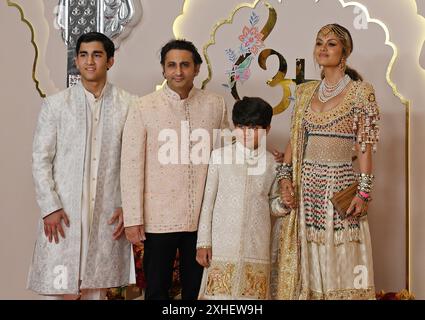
[275,80,380,300]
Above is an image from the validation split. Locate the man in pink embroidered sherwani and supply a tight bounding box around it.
[121,40,229,300]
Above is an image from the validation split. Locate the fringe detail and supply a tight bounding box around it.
[334,229,345,245]
[307,226,361,245]
[334,228,361,245]
[306,227,326,245]
[347,226,361,242]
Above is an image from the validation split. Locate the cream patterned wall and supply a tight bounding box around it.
[1,0,424,299]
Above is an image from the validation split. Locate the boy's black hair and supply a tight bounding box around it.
[76,32,115,60]
[232,96,273,129]
[160,39,203,65]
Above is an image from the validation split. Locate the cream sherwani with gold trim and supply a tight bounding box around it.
[196,143,289,300]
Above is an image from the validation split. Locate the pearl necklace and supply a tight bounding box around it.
[318,74,351,103]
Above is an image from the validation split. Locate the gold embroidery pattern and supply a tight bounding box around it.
[205,262,235,296]
[240,263,269,299]
[304,81,357,127]
[300,286,376,300]
[353,82,380,152]
[275,81,319,300]
[304,135,354,163]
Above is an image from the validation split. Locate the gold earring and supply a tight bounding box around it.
[340,58,346,71]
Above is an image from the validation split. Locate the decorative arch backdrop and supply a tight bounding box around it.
[1,0,424,299]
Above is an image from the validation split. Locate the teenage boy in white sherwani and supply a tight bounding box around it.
[28,32,135,300]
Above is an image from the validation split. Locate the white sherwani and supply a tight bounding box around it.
[196,143,288,300]
[28,82,135,294]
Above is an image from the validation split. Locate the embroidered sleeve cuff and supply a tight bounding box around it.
[196,242,212,249]
[123,217,144,228]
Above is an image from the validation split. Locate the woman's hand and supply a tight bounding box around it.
[346,195,368,218]
[280,179,297,209]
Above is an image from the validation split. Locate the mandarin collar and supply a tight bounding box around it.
[82,81,109,103]
[163,82,197,101]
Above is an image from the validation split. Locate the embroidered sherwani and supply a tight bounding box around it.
[275,80,380,300]
[121,84,228,232]
[28,82,135,294]
[196,143,288,300]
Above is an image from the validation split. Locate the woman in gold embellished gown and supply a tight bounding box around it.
[274,24,380,300]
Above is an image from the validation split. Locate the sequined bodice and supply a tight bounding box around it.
[303,83,357,163]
